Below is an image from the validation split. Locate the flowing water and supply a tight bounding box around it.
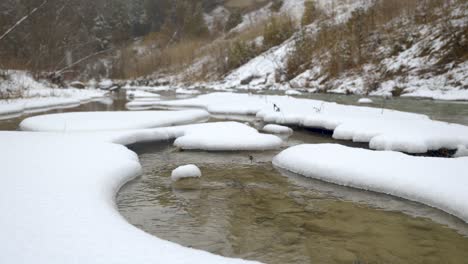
[1,91,468,263]
[117,128,468,264]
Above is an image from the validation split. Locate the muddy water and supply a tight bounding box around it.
[117,128,468,264]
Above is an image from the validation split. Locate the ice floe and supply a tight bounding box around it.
[273,144,468,223]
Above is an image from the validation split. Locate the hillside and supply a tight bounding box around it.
[139,0,468,101]
[1,0,467,100]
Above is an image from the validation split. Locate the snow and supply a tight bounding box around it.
[0,132,257,264]
[173,122,282,151]
[126,90,160,100]
[99,79,114,89]
[171,164,202,181]
[19,110,282,151]
[455,145,468,158]
[20,110,210,132]
[151,93,468,153]
[262,124,293,134]
[358,98,373,104]
[176,88,200,95]
[285,89,302,96]
[0,71,108,119]
[273,144,468,223]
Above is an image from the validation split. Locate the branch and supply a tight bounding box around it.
[0,0,48,41]
[55,49,112,75]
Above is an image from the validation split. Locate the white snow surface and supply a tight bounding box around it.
[262,124,293,134]
[273,144,468,223]
[455,145,468,158]
[0,71,107,119]
[171,164,202,181]
[358,98,373,104]
[19,110,209,132]
[126,90,160,100]
[19,110,282,151]
[0,132,257,264]
[151,93,468,153]
[173,122,282,151]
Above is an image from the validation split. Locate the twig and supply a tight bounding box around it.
[0,0,48,41]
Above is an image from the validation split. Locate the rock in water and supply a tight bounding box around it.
[171,164,202,181]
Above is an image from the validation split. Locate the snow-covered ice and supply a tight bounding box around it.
[358,98,373,104]
[126,90,160,100]
[0,132,257,264]
[20,110,209,132]
[285,89,302,96]
[173,122,282,151]
[262,124,293,134]
[151,93,468,153]
[171,164,202,181]
[455,145,468,158]
[273,144,468,223]
[19,110,282,151]
[0,71,108,119]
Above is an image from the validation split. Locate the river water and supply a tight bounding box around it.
[1,91,467,263]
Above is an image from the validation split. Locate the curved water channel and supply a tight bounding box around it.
[2,91,468,263]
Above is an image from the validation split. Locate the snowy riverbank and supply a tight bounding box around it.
[273,144,468,223]
[0,131,257,264]
[135,93,468,154]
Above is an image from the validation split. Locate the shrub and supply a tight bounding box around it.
[263,15,295,49]
[270,0,284,12]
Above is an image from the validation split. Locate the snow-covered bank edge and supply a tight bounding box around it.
[0,95,109,120]
[273,144,468,224]
[0,132,256,263]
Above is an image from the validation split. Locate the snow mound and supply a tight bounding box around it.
[0,132,257,264]
[19,110,209,132]
[171,164,202,181]
[273,144,468,223]
[285,89,302,96]
[262,124,293,134]
[152,93,468,153]
[455,145,468,158]
[174,122,282,151]
[358,98,373,104]
[126,90,160,100]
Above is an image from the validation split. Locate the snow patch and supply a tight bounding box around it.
[262,124,293,134]
[171,164,202,181]
[358,98,373,104]
[20,110,210,132]
[273,144,468,223]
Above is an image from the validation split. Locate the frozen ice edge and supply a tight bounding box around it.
[273,144,468,224]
